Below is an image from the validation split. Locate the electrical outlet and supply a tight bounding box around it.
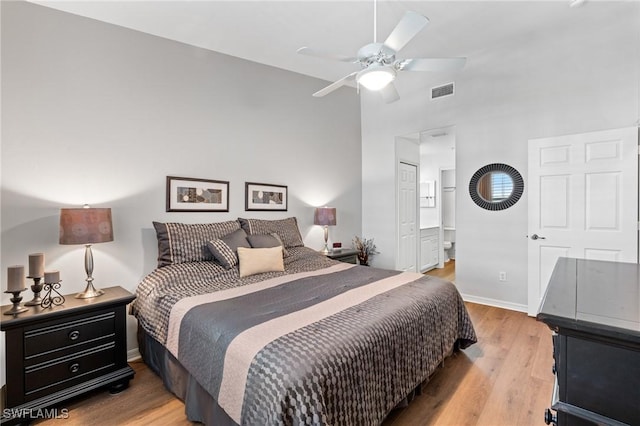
[499,271,507,282]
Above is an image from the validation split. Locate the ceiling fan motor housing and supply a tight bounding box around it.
[357,43,396,68]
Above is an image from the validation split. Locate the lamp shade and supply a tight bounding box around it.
[314,207,337,226]
[356,65,396,91]
[60,208,114,245]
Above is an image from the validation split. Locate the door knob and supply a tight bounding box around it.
[531,234,546,240]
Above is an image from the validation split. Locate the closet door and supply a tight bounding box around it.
[398,162,418,272]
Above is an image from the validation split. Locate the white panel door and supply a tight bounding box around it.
[527,127,639,315]
[398,162,418,272]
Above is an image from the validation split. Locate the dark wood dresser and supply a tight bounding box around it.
[1,286,135,424]
[537,258,640,426]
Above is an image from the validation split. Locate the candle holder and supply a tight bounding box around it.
[40,280,65,309]
[3,288,29,316]
[24,276,44,307]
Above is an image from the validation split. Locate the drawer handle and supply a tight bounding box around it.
[68,330,80,341]
[544,408,557,425]
[69,363,80,374]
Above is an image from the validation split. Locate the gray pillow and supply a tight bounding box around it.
[247,233,289,257]
[238,217,304,248]
[207,228,250,269]
[153,220,241,268]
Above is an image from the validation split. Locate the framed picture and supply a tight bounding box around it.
[166,176,229,212]
[245,182,288,211]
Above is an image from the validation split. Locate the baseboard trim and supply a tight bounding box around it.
[127,348,141,362]
[461,293,528,314]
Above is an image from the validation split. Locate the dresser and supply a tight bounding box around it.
[1,286,135,424]
[537,258,640,426]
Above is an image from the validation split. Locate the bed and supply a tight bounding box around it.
[131,218,477,425]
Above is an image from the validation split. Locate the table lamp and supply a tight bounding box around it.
[59,206,113,298]
[314,207,336,254]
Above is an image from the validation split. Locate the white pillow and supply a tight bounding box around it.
[237,246,284,278]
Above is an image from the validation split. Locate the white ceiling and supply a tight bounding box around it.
[32,1,639,88]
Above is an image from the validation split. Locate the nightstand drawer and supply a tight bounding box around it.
[325,249,359,264]
[332,253,357,264]
[25,342,116,395]
[24,312,115,359]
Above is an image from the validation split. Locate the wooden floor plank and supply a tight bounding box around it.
[424,260,456,283]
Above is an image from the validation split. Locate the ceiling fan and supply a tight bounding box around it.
[297,2,466,103]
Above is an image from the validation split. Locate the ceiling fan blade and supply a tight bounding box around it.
[313,72,358,97]
[383,11,429,53]
[297,47,358,63]
[380,83,400,104]
[398,57,467,72]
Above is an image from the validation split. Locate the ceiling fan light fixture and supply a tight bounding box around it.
[357,66,396,91]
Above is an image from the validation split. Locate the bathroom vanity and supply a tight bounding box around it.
[420,226,439,272]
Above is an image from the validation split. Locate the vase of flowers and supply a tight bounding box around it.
[353,236,379,266]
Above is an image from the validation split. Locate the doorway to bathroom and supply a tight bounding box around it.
[419,126,456,281]
[441,167,456,273]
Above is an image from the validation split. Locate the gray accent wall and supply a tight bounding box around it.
[0,1,362,366]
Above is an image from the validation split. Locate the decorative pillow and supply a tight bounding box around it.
[238,217,304,248]
[247,233,289,257]
[207,228,251,269]
[237,247,285,278]
[153,220,241,268]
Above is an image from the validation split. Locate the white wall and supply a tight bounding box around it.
[0,0,362,378]
[362,2,640,309]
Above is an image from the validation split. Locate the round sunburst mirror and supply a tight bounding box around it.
[469,163,524,211]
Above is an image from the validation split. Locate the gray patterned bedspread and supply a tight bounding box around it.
[132,247,476,425]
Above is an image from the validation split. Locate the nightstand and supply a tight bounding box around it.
[1,286,135,424]
[325,248,359,264]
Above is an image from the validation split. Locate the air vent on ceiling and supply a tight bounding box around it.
[431,82,454,100]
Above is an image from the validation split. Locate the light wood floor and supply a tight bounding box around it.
[36,272,554,426]
[425,259,456,283]
[383,304,554,425]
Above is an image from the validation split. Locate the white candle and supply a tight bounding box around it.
[7,266,25,292]
[28,253,45,278]
[44,270,60,284]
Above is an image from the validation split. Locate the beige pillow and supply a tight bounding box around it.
[237,246,285,278]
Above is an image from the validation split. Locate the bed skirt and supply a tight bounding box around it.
[138,323,459,425]
[139,323,238,425]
